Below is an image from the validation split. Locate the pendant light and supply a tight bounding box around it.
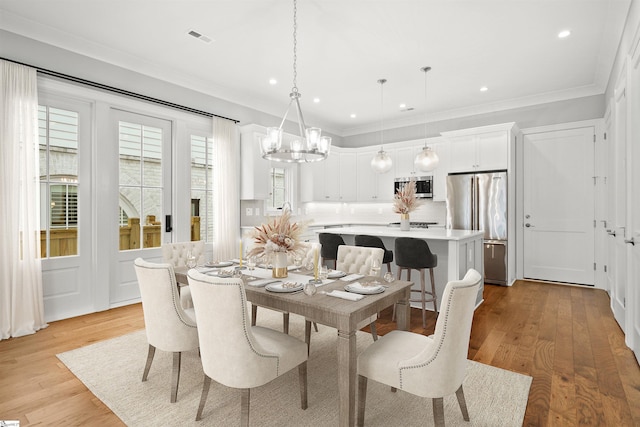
[414,66,439,172]
[260,0,331,163]
[371,78,393,174]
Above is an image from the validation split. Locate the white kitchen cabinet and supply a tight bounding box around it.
[431,141,450,202]
[443,124,517,173]
[395,145,422,178]
[339,152,357,201]
[306,149,357,202]
[356,149,395,202]
[240,124,271,200]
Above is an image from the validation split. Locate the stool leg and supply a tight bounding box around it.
[430,268,438,313]
[420,268,427,329]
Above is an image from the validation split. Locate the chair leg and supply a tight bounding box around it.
[357,375,368,426]
[305,320,312,355]
[240,388,250,427]
[420,268,427,329]
[432,397,445,427]
[195,375,211,421]
[171,352,181,403]
[283,312,290,334]
[142,344,155,382]
[369,322,378,341]
[430,268,438,313]
[251,304,258,326]
[455,384,470,421]
[313,322,319,332]
[298,361,308,410]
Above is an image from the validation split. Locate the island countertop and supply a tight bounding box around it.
[316,226,483,241]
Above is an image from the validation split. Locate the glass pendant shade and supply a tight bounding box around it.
[414,146,439,172]
[371,150,393,173]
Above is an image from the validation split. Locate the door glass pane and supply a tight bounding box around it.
[190,134,214,242]
[38,105,79,258]
[268,167,286,209]
[119,121,163,249]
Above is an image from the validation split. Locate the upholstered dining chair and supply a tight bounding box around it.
[161,240,206,309]
[318,233,345,269]
[357,268,482,427]
[133,258,199,403]
[187,269,308,426]
[305,245,384,350]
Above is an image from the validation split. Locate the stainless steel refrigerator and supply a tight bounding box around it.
[446,171,508,285]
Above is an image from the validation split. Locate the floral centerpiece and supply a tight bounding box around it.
[248,210,309,278]
[393,179,423,231]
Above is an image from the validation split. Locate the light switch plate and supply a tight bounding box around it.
[254,208,260,216]
[245,208,253,216]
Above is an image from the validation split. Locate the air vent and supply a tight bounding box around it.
[188,29,213,43]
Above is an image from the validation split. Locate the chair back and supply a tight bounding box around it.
[187,270,284,389]
[133,258,198,352]
[161,240,205,267]
[318,233,345,261]
[336,245,384,276]
[394,237,437,269]
[399,268,481,397]
[355,234,393,264]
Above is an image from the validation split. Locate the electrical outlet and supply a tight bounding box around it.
[245,208,253,216]
[254,207,260,216]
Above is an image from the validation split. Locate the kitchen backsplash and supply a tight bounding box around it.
[241,199,447,228]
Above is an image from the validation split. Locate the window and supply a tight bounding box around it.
[267,167,287,210]
[39,105,79,257]
[190,134,214,242]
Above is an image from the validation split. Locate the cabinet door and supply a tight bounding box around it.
[316,153,340,200]
[376,150,396,201]
[476,131,508,171]
[396,146,420,178]
[356,151,378,201]
[339,152,357,201]
[432,142,450,202]
[448,136,477,172]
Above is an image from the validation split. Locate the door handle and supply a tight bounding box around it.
[165,215,173,232]
[624,237,635,245]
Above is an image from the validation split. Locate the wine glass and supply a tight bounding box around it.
[186,251,197,269]
[246,256,256,271]
[369,259,382,285]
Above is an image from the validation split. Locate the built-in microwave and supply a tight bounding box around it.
[394,176,433,198]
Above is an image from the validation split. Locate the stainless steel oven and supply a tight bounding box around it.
[394,176,433,198]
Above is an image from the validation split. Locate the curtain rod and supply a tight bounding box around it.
[1,57,239,123]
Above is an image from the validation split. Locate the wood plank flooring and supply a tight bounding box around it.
[1,280,639,426]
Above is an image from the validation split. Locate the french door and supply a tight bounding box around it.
[111,109,172,305]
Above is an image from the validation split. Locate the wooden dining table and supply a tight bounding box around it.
[175,266,413,427]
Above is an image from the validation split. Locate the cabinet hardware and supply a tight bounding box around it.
[624,237,635,245]
[606,229,616,237]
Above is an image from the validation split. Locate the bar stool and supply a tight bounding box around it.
[318,233,345,269]
[354,235,393,273]
[394,237,438,329]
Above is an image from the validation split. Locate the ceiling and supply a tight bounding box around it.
[0,0,632,136]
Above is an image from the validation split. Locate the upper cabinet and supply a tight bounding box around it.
[429,139,450,202]
[356,149,396,202]
[442,123,519,173]
[300,148,357,202]
[239,124,271,200]
[395,145,422,178]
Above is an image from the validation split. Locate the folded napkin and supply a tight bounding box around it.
[246,279,281,287]
[340,274,364,282]
[326,290,364,301]
[347,282,383,292]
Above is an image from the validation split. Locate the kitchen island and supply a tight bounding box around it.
[317,226,485,308]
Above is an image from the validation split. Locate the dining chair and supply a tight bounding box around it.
[133,258,199,403]
[318,233,345,269]
[161,240,206,309]
[187,269,308,425]
[357,268,482,427]
[305,245,384,351]
[354,234,394,273]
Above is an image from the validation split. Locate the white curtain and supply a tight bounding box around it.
[0,60,47,340]
[213,116,240,260]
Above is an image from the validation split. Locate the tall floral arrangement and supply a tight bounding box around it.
[393,179,423,214]
[248,210,309,257]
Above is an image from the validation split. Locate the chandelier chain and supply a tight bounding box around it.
[292,0,298,92]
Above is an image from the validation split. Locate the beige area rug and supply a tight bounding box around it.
[57,309,532,426]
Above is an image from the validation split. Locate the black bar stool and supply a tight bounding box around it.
[354,235,393,273]
[394,237,438,329]
[318,233,345,269]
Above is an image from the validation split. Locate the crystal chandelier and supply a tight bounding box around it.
[414,66,439,172]
[260,0,331,163]
[371,78,393,174]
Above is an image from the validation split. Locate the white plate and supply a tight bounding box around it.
[327,270,346,279]
[206,261,233,268]
[265,282,304,293]
[344,283,385,295]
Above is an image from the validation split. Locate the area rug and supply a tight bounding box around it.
[57,310,531,426]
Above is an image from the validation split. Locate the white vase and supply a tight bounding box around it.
[272,252,288,278]
[400,214,410,231]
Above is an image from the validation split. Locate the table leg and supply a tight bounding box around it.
[395,288,411,331]
[337,328,357,427]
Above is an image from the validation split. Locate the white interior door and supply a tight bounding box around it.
[523,127,595,285]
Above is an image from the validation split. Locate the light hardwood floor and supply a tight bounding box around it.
[1,280,639,426]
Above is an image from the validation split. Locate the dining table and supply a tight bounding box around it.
[174,264,413,427]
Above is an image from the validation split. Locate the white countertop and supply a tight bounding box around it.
[316,226,483,241]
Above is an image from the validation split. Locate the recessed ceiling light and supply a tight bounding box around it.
[480,86,488,92]
[558,30,571,39]
[269,78,277,85]
[187,29,213,43]
[350,114,356,118]
[399,103,406,108]
[313,97,320,103]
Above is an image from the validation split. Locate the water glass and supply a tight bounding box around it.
[246,256,256,271]
[186,251,197,268]
[370,259,381,277]
[319,266,329,280]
